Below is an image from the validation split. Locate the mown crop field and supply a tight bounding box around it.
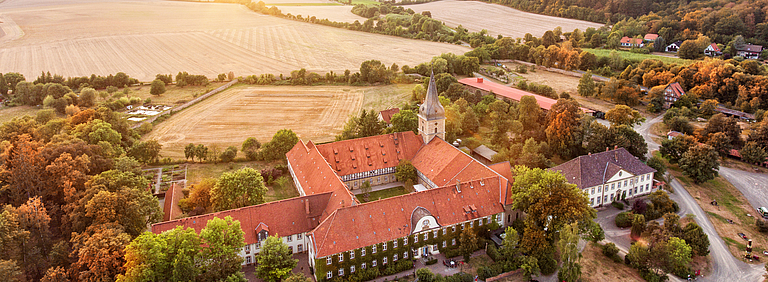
[143,84,410,159]
[408,0,604,39]
[0,0,467,82]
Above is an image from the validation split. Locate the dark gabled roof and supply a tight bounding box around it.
[550,148,656,189]
[738,44,763,53]
[379,108,400,124]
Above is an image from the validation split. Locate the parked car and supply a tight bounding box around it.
[738,232,748,240]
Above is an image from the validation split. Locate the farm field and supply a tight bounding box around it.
[0,105,41,124]
[144,84,410,159]
[584,48,695,65]
[0,0,468,82]
[274,5,367,22]
[408,0,603,39]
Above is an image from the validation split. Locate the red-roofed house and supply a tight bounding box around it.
[378,108,400,125]
[643,34,659,42]
[663,82,685,108]
[620,36,644,48]
[457,77,594,114]
[705,43,722,57]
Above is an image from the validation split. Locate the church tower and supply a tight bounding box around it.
[418,72,446,144]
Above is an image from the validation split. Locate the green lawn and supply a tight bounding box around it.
[583,48,696,66]
[0,105,42,124]
[358,186,409,202]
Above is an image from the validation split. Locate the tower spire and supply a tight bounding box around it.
[417,71,446,143]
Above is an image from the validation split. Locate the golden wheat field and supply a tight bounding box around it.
[409,0,604,39]
[0,0,468,82]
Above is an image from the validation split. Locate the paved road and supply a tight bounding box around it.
[618,113,766,281]
[719,166,768,210]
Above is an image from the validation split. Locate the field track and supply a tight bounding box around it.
[409,0,604,39]
[144,85,365,159]
[0,0,468,81]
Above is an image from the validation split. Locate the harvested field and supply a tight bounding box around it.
[275,6,367,23]
[144,85,384,159]
[0,105,41,124]
[409,0,603,39]
[0,0,468,82]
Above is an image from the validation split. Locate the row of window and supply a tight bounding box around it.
[589,173,651,196]
[327,218,493,265]
[342,167,395,182]
[351,175,393,188]
[590,184,651,206]
[245,234,304,254]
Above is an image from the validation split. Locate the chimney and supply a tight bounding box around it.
[305,200,310,215]
[455,179,461,193]
[477,77,483,83]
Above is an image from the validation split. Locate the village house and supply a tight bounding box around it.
[705,43,722,57]
[550,147,657,207]
[620,36,644,48]
[665,41,683,52]
[378,108,400,126]
[663,82,685,109]
[737,44,763,60]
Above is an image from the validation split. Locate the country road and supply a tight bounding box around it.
[609,114,767,281]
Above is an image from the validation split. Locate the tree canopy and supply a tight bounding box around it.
[256,235,298,282]
[211,167,267,211]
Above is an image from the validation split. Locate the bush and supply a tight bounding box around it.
[757,218,768,233]
[612,201,625,210]
[486,244,501,261]
[442,247,462,258]
[615,211,634,228]
[425,258,438,265]
[602,243,622,263]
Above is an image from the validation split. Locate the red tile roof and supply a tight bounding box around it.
[286,140,359,214]
[152,192,334,244]
[644,34,659,41]
[315,132,423,177]
[707,43,721,52]
[666,82,685,98]
[457,78,594,113]
[620,36,644,45]
[162,183,184,221]
[379,108,400,124]
[412,138,501,187]
[487,161,514,205]
[310,176,506,258]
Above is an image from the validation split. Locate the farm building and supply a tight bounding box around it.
[471,145,498,165]
[705,43,722,57]
[737,44,763,59]
[714,107,755,121]
[666,41,683,52]
[663,82,685,109]
[620,36,644,48]
[457,77,594,114]
[378,108,400,125]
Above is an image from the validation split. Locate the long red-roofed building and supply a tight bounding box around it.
[457,77,594,114]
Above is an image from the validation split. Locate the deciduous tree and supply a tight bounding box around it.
[256,235,298,282]
[459,227,479,262]
[389,109,418,134]
[260,129,299,161]
[679,144,720,183]
[395,159,416,183]
[241,137,261,161]
[577,72,596,97]
[70,223,132,282]
[199,216,246,282]
[150,79,166,96]
[211,167,267,211]
[605,105,645,127]
[660,135,697,163]
[740,141,768,165]
[546,99,583,158]
[557,223,581,282]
